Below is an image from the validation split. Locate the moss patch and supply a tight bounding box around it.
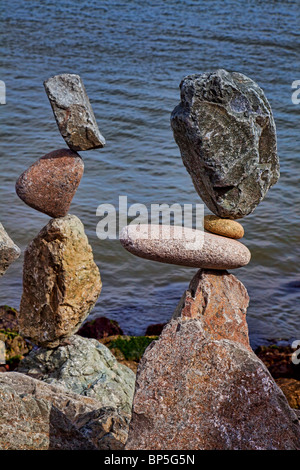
[100,335,158,363]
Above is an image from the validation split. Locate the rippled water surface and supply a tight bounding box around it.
[1,0,299,348]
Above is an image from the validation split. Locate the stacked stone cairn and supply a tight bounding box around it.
[1,74,136,450]
[121,70,300,450]
[15,73,105,348]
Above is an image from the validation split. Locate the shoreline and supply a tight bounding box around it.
[1,305,300,412]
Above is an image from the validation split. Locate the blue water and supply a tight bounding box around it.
[1,0,300,349]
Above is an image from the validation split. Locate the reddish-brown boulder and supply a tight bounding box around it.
[16,149,84,218]
[173,269,250,349]
[144,323,166,336]
[125,269,300,450]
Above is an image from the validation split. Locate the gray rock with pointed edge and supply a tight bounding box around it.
[0,223,21,277]
[44,73,105,151]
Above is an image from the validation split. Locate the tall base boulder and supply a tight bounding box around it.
[126,270,300,450]
[18,215,102,348]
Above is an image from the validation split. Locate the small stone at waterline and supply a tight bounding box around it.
[16,149,84,218]
[120,224,250,270]
[44,73,106,151]
[0,223,21,277]
[204,215,244,239]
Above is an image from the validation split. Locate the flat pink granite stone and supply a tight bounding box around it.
[16,149,84,218]
[120,224,251,270]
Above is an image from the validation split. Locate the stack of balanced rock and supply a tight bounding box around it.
[15,74,104,348]
[121,71,300,450]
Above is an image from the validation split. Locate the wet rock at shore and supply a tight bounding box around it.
[0,223,21,277]
[15,149,84,218]
[17,334,135,415]
[144,323,166,336]
[44,73,105,151]
[255,344,300,380]
[126,269,300,450]
[120,224,251,270]
[77,316,124,340]
[18,215,102,348]
[275,378,300,410]
[0,372,130,450]
[170,69,280,219]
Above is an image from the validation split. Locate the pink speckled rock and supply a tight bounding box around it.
[125,269,300,451]
[120,224,250,270]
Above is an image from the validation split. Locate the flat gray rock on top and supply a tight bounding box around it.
[171,69,280,219]
[0,223,21,276]
[44,73,105,151]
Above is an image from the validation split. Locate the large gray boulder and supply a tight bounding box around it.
[171,69,280,219]
[126,270,300,450]
[17,334,136,415]
[0,372,130,450]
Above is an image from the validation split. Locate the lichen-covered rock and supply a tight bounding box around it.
[171,69,280,219]
[126,269,300,450]
[0,223,20,277]
[17,335,136,415]
[18,215,102,348]
[0,305,19,331]
[44,73,105,151]
[0,372,130,450]
[75,406,131,450]
[16,149,84,218]
[0,306,32,370]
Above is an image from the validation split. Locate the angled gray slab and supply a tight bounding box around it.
[44,73,105,151]
[0,222,21,277]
